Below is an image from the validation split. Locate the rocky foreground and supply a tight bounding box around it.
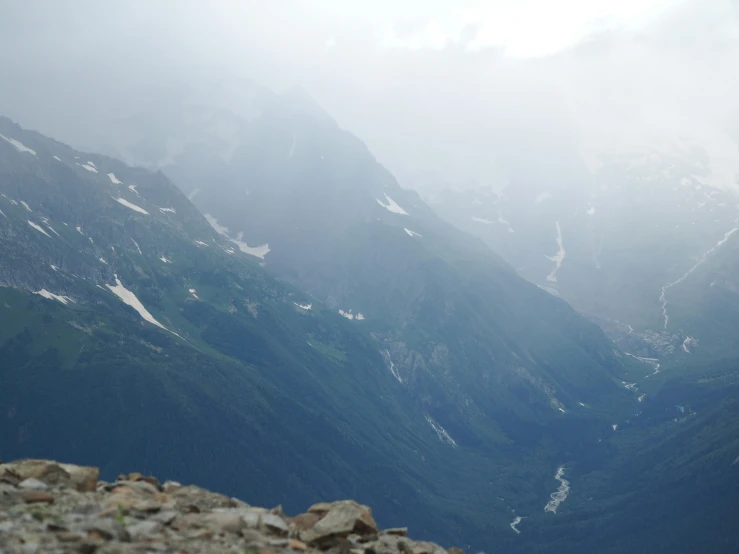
[0,460,466,554]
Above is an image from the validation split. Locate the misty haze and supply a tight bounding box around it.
[1,2,738,553]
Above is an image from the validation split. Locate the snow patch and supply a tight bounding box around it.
[204,214,229,235]
[107,173,122,184]
[546,222,566,282]
[53,155,62,162]
[106,276,166,330]
[612,424,618,431]
[128,185,140,196]
[98,258,107,265]
[544,466,570,513]
[34,289,74,305]
[510,516,523,534]
[131,238,142,255]
[76,226,84,235]
[194,241,208,247]
[471,216,494,224]
[376,194,409,215]
[404,228,423,237]
[28,221,51,238]
[114,197,149,215]
[638,394,646,402]
[20,201,31,212]
[78,162,98,173]
[294,302,312,310]
[188,288,199,299]
[158,207,176,214]
[50,265,58,271]
[0,133,36,155]
[232,232,270,258]
[425,415,458,447]
[159,256,171,264]
[339,309,365,321]
[205,214,270,258]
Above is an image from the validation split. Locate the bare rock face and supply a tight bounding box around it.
[0,459,465,554]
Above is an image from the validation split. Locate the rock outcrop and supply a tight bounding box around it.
[0,459,462,554]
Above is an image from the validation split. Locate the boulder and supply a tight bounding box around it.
[301,500,378,545]
[202,512,246,534]
[0,460,99,492]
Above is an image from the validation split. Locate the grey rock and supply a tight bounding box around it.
[302,501,377,544]
[261,513,289,536]
[127,519,163,540]
[0,521,14,532]
[82,519,130,541]
[161,481,182,493]
[202,511,245,534]
[241,528,268,545]
[118,479,159,495]
[239,510,288,536]
[18,478,48,491]
[151,510,178,525]
[0,460,99,492]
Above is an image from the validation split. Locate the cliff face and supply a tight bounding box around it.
[0,459,464,554]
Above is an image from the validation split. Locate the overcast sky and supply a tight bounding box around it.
[1,0,738,192]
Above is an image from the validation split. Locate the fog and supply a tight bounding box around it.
[2,0,738,194]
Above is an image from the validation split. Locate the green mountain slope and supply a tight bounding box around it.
[0,115,643,552]
[4,105,739,552]
[0,114,649,551]
[507,355,739,553]
[0,116,479,547]
[112,96,641,422]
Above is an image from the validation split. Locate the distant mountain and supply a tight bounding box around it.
[427,147,739,363]
[97,93,646,421]
[84,92,696,545]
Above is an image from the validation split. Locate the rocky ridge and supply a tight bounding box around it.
[0,459,464,554]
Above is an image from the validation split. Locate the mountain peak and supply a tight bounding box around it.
[276,85,333,122]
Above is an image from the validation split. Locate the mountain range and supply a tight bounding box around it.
[2,86,739,553]
[427,145,739,363]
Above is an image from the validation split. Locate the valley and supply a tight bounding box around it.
[0,114,649,552]
[1,75,738,554]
